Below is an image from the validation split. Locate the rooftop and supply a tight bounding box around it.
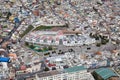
[95,68,118,80]
[37,71,61,78]
[64,66,86,73]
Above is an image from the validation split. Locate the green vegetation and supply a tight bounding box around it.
[0,35,2,38]
[25,43,56,53]
[33,25,67,31]
[19,25,34,38]
[3,25,7,28]
[0,13,2,17]
[48,46,53,50]
[44,52,50,56]
[33,25,52,31]
[29,44,35,49]
[89,33,93,37]
[25,42,29,46]
[89,33,109,45]
[92,71,100,80]
[96,43,101,47]
[43,46,48,51]
[44,67,49,71]
[97,1,103,5]
[89,33,99,40]
[36,48,42,52]
[101,39,109,45]
[6,12,12,19]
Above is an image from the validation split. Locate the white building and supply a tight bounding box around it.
[35,66,95,80]
[25,30,96,46]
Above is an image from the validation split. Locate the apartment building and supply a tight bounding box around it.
[35,66,95,80]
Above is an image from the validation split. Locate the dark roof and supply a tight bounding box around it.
[37,71,60,78]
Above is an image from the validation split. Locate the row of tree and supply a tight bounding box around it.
[89,33,109,47]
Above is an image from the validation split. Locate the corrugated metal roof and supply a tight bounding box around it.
[95,68,118,80]
[64,66,86,73]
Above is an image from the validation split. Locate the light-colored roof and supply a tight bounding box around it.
[64,66,86,73]
[95,68,118,80]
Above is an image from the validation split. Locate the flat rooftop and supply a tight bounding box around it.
[37,71,61,78]
[64,66,86,73]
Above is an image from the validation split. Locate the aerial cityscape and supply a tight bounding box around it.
[0,0,120,80]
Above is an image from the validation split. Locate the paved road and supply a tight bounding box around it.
[57,42,116,54]
[0,19,25,45]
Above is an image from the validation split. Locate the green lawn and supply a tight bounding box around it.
[19,25,34,38]
[33,25,52,31]
[0,12,2,17]
[33,25,67,31]
[26,44,55,53]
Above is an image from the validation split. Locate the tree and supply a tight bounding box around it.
[101,39,108,45]
[48,46,52,50]
[89,33,93,38]
[25,42,29,46]
[97,1,103,5]
[93,34,99,40]
[44,67,49,71]
[29,45,35,49]
[92,71,100,80]
[52,51,56,54]
[37,48,42,52]
[3,25,7,28]
[43,46,48,51]
[76,33,79,36]
[95,36,99,40]
[6,12,12,19]
[59,50,62,53]
[0,13,2,17]
[106,39,109,43]
[101,40,106,44]
[96,43,101,47]
[0,35,2,38]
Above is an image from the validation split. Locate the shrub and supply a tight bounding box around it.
[101,40,107,45]
[29,45,35,49]
[44,67,49,71]
[96,43,101,47]
[25,42,29,46]
[48,46,53,50]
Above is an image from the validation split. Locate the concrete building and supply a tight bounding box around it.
[35,66,95,80]
[25,30,96,46]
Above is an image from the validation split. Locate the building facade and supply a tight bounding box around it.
[36,66,95,80]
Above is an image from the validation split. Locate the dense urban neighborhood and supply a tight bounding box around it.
[0,0,120,80]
